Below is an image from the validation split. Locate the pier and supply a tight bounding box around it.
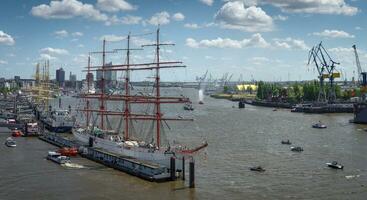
[38,132,194,183]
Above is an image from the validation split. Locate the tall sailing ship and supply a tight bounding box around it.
[73,28,207,168]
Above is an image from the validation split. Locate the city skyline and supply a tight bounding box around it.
[0,0,366,82]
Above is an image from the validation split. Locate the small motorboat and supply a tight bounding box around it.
[291,146,304,152]
[281,140,292,145]
[183,103,194,111]
[273,108,278,111]
[326,161,344,169]
[249,166,265,172]
[312,122,327,129]
[5,137,16,147]
[47,151,71,164]
[11,129,23,137]
[198,101,204,105]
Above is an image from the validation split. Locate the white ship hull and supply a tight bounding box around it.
[73,129,182,169]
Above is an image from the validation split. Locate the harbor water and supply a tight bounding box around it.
[1,88,367,199]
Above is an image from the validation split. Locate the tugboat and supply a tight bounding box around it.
[11,129,24,137]
[326,161,344,169]
[291,146,304,152]
[5,137,16,147]
[281,140,292,145]
[249,166,265,172]
[312,121,327,129]
[47,151,71,164]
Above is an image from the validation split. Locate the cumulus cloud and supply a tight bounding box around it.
[100,34,126,42]
[40,47,69,55]
[214,1,273,32]
[0,60,8,65]
[105,15,142,25]
[273,14,288,21]
[199,0,214,6]
[184,23,201,29]
[186,33,270,48]
[31,0,108,21]
[96,0,136,12]
[0,31,15,45]
[53,30,68,38]
[312,29,355,38]
[72,32,83,37]
[273,37,309,50]
[251,0,358,16]
[147,11,170,26]
[172,12,185,21]
[39,54,57,60]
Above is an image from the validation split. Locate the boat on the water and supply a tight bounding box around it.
[73,29,208,170]
[47,151,71,164]
[5,137,16,147]
[183,102,194,111]
[281,140,291,145]
[57,147,78,157]
[326,161,343,169]
[249,166,265,172]
[11,129,23,137]
[312,122,327,129]
[41,109,74,133]
[291,146,303,152]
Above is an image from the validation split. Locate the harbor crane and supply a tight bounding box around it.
[197,70,208,89]
[308,42,340,103]
[352,45,364,84]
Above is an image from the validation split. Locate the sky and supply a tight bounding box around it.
[0,0,366,82]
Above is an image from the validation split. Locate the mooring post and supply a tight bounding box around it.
[189,159,195,188]
[170,157,176,181]
[182,156,185,180]
[89,137,93,147]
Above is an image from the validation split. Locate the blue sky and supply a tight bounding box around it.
[0,0,366,82]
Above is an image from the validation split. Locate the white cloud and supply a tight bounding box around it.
[39,53,57,60]
[31,0,108,21]
[96,0,136,12]
[199,0,214,6]
[40,47,69,55]
[253,0,358,16]
[312,29,354,38]
[273,37,309,50]
[172,12,185,21]
[250,56,270,65]
[53,30,68,38]
[186,33,270,48]
[273,15,288,21]
[105,15,142,25]
[100,34,125,42]
[214,1,273,32]
[72,32,83,37]
[355,26,362,30]
[0,60,8,65]
[147,11,170,26]
[0,31,15,45]
[184,23,201,29]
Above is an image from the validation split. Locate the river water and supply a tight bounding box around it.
[1,88,366,200]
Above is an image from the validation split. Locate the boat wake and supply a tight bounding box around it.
[62,163,85,169]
